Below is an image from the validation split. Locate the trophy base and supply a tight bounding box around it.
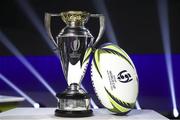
[55,109,93,117]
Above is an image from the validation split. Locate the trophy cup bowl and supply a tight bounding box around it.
[45,11,105,117]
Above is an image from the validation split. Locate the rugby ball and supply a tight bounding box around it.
[91,43,138,114]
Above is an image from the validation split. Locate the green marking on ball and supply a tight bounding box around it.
[101,48,134,69]
[105,87,135,109]
[82,47,92,64]
[102,44,128,58]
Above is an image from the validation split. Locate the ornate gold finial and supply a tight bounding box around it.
[60,11,90,26]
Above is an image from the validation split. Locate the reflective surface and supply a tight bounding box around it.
[57,26,93,85]
[58,99,90,111]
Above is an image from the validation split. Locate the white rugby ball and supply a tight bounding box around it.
[91,43,138,114]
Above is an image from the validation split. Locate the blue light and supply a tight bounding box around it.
[92,0,117,44]
[0,73,39,108]
[0,31,56,97]
[157,0,179,117]
[16,0,56,50]
[135,101,141,110]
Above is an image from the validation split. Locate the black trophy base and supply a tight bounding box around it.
[55,109,93,117]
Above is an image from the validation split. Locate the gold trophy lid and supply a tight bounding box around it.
[60,11,90,26]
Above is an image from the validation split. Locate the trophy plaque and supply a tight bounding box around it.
[45,11,105,117]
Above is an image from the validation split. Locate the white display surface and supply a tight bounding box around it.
[0,95,24,103]
[0,108,168,120]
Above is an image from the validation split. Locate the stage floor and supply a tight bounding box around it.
[0,108,168,120]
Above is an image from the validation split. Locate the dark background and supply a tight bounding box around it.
[0,0,180,118]
[0,0,180,55]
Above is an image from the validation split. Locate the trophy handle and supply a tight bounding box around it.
[44,13,60,48]
[90,14,105,48]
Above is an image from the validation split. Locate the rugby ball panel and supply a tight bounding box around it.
[102,44,137,70]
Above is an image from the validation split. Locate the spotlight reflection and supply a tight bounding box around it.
[0,31,56,97]
[16,0,56,50]
[157,0,178,117]
[0,73,39,108]
[135,101,141,110]
[92,0,117,44]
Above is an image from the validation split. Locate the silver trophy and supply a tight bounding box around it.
[45,11,105,117]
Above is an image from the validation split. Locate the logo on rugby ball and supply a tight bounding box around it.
[117,70,133,83]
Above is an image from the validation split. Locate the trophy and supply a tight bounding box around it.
[45,11,105,117]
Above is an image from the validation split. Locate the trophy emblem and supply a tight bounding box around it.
[45,11,105,117]
[71,39,80,52]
